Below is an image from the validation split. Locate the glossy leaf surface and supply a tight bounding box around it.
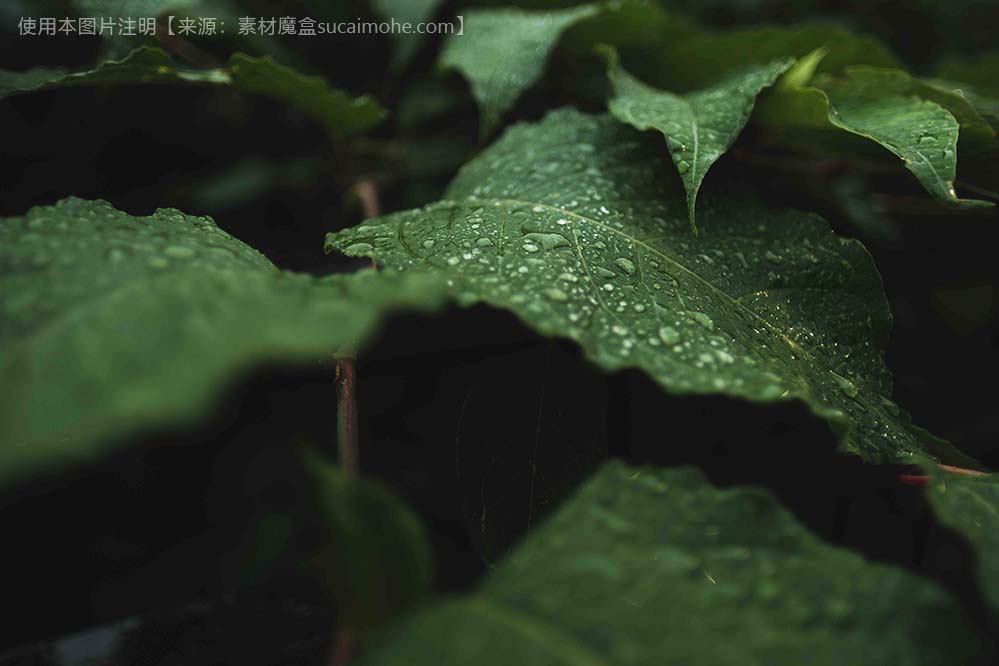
[605,49,792,229]
[328,109,971,465]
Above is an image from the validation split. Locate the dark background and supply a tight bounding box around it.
[1,1,997,663]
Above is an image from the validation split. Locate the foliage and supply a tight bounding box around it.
[1,0,997,661]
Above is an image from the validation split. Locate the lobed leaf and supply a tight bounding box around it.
[0,46,386,140]
[327,108,976,466]
[0,199,446,484]
[360,461,980,665]
[604,47,793,230]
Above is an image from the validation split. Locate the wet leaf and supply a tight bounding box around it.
[0,46,386,140]
[327,108,976,466]
[360,461,980,665]
[604,47,792,230]
[0,198,446,484]
[758,59,993,209]
[923,466,999,614]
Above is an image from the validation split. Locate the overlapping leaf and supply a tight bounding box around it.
[361,461,979,665]
[757,57,993,208]
[327,108,975,466]
[604,47,793,230]
[0,46,386,140]
[0,198,446,483]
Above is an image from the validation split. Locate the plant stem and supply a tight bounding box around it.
[333,178,380,477]
[328,627,354,666]
[336,354,360,478]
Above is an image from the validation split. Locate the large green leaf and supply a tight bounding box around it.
[758,59,993,209]
[327,108,974,466]
[604,47,793,230]
[0,46,386,140]
[0,198,446,484]
[361,461,980,664]
[438,0,670,135]
[923,466,999,614]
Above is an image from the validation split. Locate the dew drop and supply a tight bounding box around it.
[614,257,636,276]
[543,287,569,302]
[658,326,681,345]
[689,311,714,330]
[163,244,196,259]
[344,242,374,254]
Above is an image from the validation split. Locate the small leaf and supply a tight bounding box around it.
[0,198,446,484]
[922,465,999,614]
[361,461,980,665]
[438,0,670,135]
[439,3,600,135]
[303,449,433,636]
[759,61,993,209]
[603,46,792,231]
[0,46,386,140]
[327,108,975,466]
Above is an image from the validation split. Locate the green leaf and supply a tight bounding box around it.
[327,108,975,466]
[438,0,670,135]
[439,3,600,135]
[303,449,433,636]
[361,461,980,665]
[637,22,900,91]
[923,466,999,614]
[0,198,446,484]
[0,46,386,141]
[603,47,793,231]
[758,62,993,209]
